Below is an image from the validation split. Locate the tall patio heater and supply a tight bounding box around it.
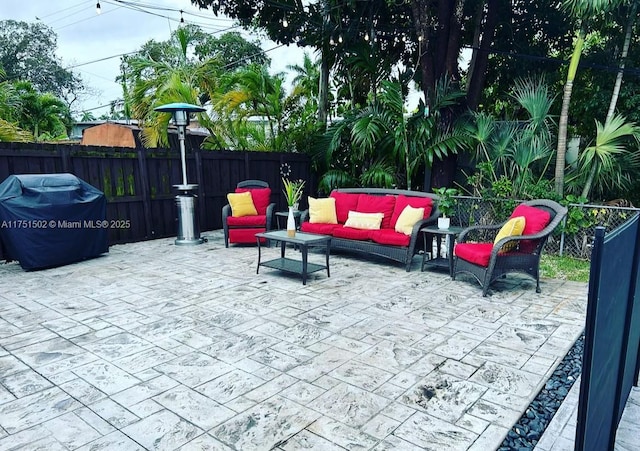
[154,102,206,245]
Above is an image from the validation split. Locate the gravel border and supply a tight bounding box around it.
[498,334,584,450]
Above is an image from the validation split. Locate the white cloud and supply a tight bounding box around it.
[0,0,306,116]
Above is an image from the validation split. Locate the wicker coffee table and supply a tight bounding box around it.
[255,230,331,285]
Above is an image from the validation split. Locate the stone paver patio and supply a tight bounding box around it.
[0,230,589,450]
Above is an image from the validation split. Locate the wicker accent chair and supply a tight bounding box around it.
[452,199,567,296]
[222,180,275,247]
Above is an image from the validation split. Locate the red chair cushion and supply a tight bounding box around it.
[236,187,271,215]
[370,229,411,247]
[454,242,494,267]
[390,195,434,229]
[227,215,267,227]
[300,222,341,235]
[356,194,396,229]
[333,226,373,241]
[330,192,361,224]
[229,228,266,244]
[510,204,551,252]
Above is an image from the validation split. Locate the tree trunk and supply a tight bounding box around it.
[581,162,597,199]
[465,0,500,111]
[465,1,484,93]
[318,47,329,126]
[317,1,331,127]
[430,153,458,188]
[606,1,637,123]
[445,0,465,79]
[411,0,435,99]
[554,30,585,197]
[434,0,454,81]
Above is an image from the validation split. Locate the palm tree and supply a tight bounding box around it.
[0,69,31,142]
[467,76,557,199]
[575,115,640,199]
[287,52,320,102]
[127,27,220,147]
[605,1,638,121]
[312,77,469,191]
[14,81,70,140]
[554,0,626,196]
[211,64,287,151]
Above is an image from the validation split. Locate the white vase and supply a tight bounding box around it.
[438,217,450,230]
[287,206,296,237]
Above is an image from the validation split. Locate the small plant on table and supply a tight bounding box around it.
[433,187,459,228]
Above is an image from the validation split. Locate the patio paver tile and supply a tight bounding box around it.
[0,230,605,450]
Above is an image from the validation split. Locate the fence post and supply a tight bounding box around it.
[59,146,71,173]
[559,216,567,257]
[136,148,154,239]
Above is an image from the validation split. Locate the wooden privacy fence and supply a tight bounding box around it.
[0,142,312,259]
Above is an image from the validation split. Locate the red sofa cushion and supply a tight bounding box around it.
[371,229,411,247]
[236,187,271,215]
[229,228,266,244]
[390,195,434,229]
[454,242,494,267]
[356,194,396,229]
[301,222,341,235]
[227,215,267,227]
[330,192,360,224]
[333,226,373,241]
[510,204,551,252]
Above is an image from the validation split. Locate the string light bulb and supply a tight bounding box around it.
[282,17,288,27]
[364,33,369,41]
[96,1,101,14]
[338,34,343,43]
[180,10,184,24]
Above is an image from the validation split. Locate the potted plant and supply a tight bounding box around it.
[433,187,458,229]
[282,178,305,236]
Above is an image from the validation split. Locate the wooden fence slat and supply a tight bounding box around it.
[0,142,311,260]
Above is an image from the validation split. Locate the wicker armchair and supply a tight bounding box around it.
[452,199,567,296]
[222,180,275,247]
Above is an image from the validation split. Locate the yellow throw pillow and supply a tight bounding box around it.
[395,205,425,235]
[227,192,257,217]
[494,216,526,251]
[309,197,338,224]
[344,211,384,230]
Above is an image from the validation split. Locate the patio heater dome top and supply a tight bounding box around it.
[154,103,206,127]
[153,103,206,113]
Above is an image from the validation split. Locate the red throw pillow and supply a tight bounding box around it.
[236,187,271,215]
[509,204,552,252]
[510,204,551,236]
[330,192,361,223]
[356,194,396,229]
[390,195,434,229]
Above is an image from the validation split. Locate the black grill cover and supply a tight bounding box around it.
[0,174,108,270]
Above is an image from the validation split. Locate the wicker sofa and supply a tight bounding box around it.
[300,188,439,271]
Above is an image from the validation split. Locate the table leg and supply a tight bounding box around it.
[301,245,308,285]
[421,232,428,272]
[325,241,331,278]
[280,239,286,258]
[447,234,456,277]
[256,236,261,274]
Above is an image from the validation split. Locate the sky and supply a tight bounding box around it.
[0,0,309,117]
